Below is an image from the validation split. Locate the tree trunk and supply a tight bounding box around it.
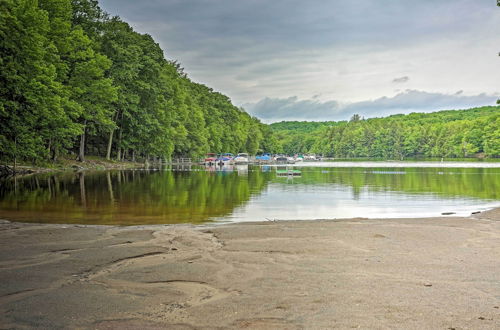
[47,139,52,161]
[106,111,120,160]
[13,136,17,174]
[132,150,136,163]
[77,120,87,162]
[106,129,114,160]
[77,132,85,162]
[116,111,124,161]
[51,146,58,162]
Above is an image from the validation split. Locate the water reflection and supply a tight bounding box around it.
[0,165,499,225]
[0,166,270,225]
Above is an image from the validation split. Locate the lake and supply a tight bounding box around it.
[1,163,499,225]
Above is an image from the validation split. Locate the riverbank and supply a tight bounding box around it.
[1,210,499,329]
[0,156,146,177]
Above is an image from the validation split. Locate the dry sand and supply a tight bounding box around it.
[0,209,499,329]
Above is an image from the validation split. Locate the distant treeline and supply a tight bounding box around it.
[0,0,278,164]
[271,106,500,158]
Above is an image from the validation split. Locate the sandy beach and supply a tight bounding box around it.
[0,209,499,329]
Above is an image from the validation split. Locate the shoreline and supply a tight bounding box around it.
[2,157,500,176]
[0,157,147,177]
[1,210,499,328]
[1,205,499,228]
[290,160,500,168]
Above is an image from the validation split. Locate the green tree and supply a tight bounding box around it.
[0,0,68,165]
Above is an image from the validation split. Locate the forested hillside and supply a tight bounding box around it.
[271,106,500,158]
[1,1,498,165]
[0,0,276,164]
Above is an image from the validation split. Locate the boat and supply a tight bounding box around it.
[275,155,288,163]
[255,153,272,164]
[216,153,234,165]
[287,156,295,164]
[234,153,249,164]
[304,154,318,161]
[204,153,217,165]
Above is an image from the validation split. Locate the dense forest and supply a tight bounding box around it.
[1,1,498,166]
[0,0,277,165]
[271,106,500,158]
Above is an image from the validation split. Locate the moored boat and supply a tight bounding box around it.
[304,154,317,161]
[216,153,234,165]
[275,155,288,163]
[204,153,217,165]
[255,153,272,163]
[234,153,249,164]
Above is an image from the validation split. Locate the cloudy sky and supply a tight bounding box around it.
[100,0,499,122]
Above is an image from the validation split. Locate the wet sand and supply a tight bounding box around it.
[0,209,499,329]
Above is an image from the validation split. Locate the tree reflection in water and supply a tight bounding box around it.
[0,165,498,225]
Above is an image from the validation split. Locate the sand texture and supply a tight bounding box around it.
[0,209,499,329]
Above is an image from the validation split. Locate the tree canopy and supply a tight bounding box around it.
[0,0,275,165]
[0,0,498,164]
[271,106,500,159]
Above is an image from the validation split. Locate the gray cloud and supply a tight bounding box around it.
[100,0,493,52]
[244,90,499,123]
[98,0,500,117]
[243,97,340,122]
[392,76,409,83]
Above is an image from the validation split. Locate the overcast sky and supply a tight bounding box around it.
[100,0,500,122]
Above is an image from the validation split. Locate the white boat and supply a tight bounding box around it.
[234,153,249,164]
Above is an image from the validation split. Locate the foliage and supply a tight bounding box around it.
[271,106,500,158]
[1,0,497,163]
[0,0,272,164]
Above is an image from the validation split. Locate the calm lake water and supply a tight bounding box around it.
[1,163,499,225]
